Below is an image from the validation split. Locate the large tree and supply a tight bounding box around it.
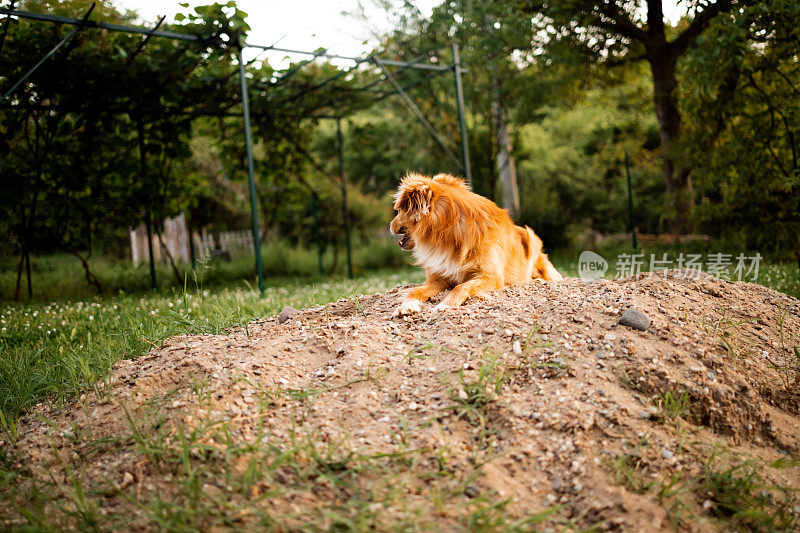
[679,0,800,250]
[527,0,755,234]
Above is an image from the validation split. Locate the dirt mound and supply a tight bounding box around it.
[3,272,800,531]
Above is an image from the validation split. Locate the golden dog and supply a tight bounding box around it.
[390,172,562,316]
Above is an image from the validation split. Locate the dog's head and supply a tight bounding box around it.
[390,173,430,250]
[390,172,468,250]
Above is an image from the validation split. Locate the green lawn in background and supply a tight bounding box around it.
[0,239,411,302]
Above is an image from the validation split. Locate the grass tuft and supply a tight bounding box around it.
[603,440,655,495]
[697,456,798,531]
[655,391,692,421]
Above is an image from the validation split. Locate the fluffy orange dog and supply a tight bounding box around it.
[390,172,562,317]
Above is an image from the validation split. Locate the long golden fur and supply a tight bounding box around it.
[390,172,562,316]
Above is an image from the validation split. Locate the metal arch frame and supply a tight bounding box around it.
[0,5,473,293]
[0,6,201,41]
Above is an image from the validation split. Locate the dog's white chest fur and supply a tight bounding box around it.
[413,243,462,282]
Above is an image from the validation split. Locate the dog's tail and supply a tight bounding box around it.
[523,226,563,281]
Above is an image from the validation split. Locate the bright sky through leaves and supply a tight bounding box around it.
[115,0,684,67]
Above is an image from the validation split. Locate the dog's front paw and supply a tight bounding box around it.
[433,300,456,312]
[392,299,422,318]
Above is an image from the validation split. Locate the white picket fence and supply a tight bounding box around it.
[129,213,254,264]
[196,230,254,258]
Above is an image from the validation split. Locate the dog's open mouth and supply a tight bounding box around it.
[398,233,414,250]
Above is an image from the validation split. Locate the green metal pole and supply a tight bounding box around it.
[336,118,353,279]
[451,43,472,185]
[238,47,265,294]
[624,152,638,251]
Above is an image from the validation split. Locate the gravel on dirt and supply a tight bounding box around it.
[2,271,800,531]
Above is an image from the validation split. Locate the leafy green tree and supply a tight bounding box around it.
[680,0,800,249]
[517,60,665,245]
[519,0,767,234]
[0,0,236,296]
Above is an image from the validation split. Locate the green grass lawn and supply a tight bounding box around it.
[0,239,411,302]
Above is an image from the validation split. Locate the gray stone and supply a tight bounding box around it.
[712,387,726,402]
[661,448,674,459]
[277,306,298,324]
[464,485,480,498]
[619,309,650,331]
[638,408,658,420]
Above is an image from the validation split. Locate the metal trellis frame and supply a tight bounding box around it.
[277,51,382,105]
[451,44,472,184]
[0,3,94,102]
[260,47,328,88]
[336,117,353,279]
[237,46,266,293]
[126,15,165,65]
[0,7,201,41]
[356,50,438,92]
[374,56,463,171]
[0,5,473,293]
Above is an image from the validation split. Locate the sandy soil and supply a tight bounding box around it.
[2,271,800,531]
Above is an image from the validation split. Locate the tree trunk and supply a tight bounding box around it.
[794,249,800,277]
[490,76,520,220]
[18,170,41,300]
[328,240,339,277]
[13,246,24,301]
[24,248,32,299]
[70,249,104,295]
[18,116,43,300]
[648,52,695,235]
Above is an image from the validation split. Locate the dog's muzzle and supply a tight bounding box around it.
[398,233,413,250]
[391,224,414,250]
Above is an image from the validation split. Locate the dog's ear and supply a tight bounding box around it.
[395,177,433,221]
